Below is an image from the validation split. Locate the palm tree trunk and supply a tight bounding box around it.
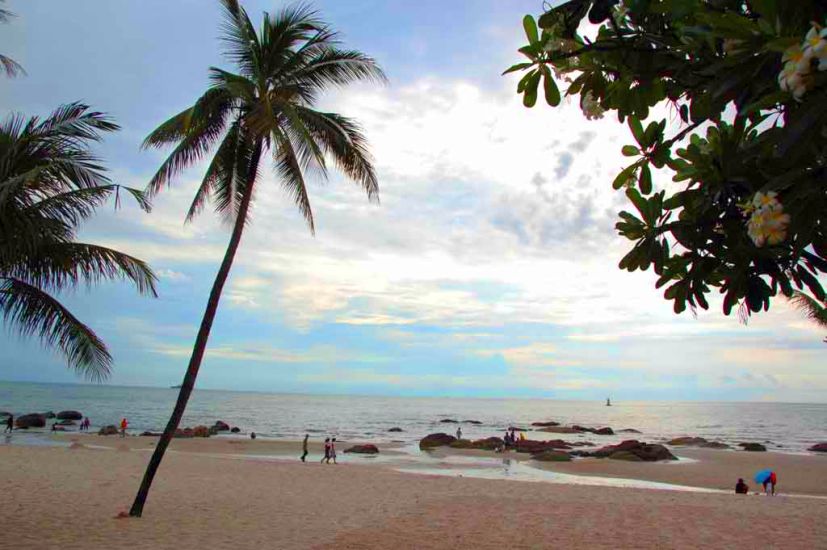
[129,143,262,518]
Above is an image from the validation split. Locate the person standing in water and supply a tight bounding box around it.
[330,437,338,464]
[456,426,462,440]
[300,434,309,462]
[119,417,128,437]
[4,414,13,433]
[321,437,331,464]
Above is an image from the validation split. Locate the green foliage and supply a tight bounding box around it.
[0,103,157,379]
[507,0,827,319]
[0,0,24,77]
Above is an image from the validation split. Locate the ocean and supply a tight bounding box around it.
[1,381,825,453]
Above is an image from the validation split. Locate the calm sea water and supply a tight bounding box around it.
[1,382,825,452]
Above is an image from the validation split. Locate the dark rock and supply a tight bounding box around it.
[462,420,483,425]
[43,411,56,419]
[593,427,614,435]
[56,419,76,426]
[439,419,459,423]
[208,425,220,435]
[213,420,230,432]
[388,427,403,432]
[701,441,731,449]
[618,428,642,433]
[344,444,379,454]
[140,431,162,436]
[531,421,560,427]
[192,425,210,438]
[419,433,457,449]
[809,443,827,453]
[449,439,474,449]
[531,450,572,462]
[174,428,194,438]
[15,413,46,429]
[56,410,82,421]
[609,451,644,462]
[472,437,504,450]
[667,436,709,446]
[0,411,11,417]
[594,440,677,461]
[515,439,571,453]
[570,441,596,447]
[98,425,118,436]
[738,442,767,452]
[230,427,240,433]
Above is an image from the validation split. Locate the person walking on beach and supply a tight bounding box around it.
[330,437,338,464]
[321,437,331,464]
[119,417,128,438]
[456,426,462,440]
[301,434,309,463]
[4,414,13,433]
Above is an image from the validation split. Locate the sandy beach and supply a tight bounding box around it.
[2,437,826,549]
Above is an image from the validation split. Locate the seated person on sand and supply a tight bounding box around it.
[735,478,749,494]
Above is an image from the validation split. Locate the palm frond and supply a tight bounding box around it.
[789,290,827,329]
[273,127,314,234]
[295,107,379,201]
[0,277,112,380]
[6,242,158,297]
[0,54,24,78]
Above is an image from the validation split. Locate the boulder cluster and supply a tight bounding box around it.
[666,436,730,449]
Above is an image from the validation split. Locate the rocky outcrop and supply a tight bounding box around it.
[344,444,379,454]
[388,427,403,432]
[230,427,241,433]
[449,439,474,449]
[192,425,210,438]
[56,411,83,421]
[531,450,572,462]
[0,411,11,417]
[738,442,766,452]
[140,431,162,436]
[439,419,459,423]
[15,413,46,429]
[98,425,118,436]
[56,419,76,426]
[539,425,614,435]
[587,440,677,461]
[666,436,730,449]
[531,421,560,427]
[462,420,483,425]
[43,411,56,419]
[618,428,642,433]
[514,439,571,453]
[213,420,230,432]
[809,443,827,452]
[419,433,457,449]
[472,437,504,450]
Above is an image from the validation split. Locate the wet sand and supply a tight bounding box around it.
[2,438,826,549]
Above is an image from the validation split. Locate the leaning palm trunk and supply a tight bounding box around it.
[130,144,261,517]
[129,0,383,516]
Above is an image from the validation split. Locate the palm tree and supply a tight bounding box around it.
[0,103,157,380]
[128,0,384,517]
[0,1,25,77]
[789,291,827,343]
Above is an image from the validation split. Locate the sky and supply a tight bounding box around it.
[0,1,824,402]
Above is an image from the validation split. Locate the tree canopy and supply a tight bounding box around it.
[507,0,827,320]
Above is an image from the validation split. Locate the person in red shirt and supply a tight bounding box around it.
[763,471,777,496]
[119,418,128,438]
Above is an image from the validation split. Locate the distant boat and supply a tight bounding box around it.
[170,385,182,389]
[606,397,612,407]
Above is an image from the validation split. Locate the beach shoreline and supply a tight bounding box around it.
[1,441,826,549]
[33,433,827,496]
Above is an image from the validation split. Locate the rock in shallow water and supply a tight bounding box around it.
[738,442,766,452]
[590,440,677,461]
[419,433,457,449]
[16,414,46,429]
[344,444,379,454]
[809,443,827,452]
[388,427,403,432]
[98,425,118,436]
[57,410,82,421]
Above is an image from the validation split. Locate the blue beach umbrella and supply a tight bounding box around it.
[754,469,773,484]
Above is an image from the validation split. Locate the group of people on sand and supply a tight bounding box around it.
[298,434,338,464]
[735,471,778,496]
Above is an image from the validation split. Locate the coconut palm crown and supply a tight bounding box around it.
[789,291,827,343]
[129,0,385,517]
[0,103,157,380]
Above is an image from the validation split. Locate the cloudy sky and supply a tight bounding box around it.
[1,1,824,401]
